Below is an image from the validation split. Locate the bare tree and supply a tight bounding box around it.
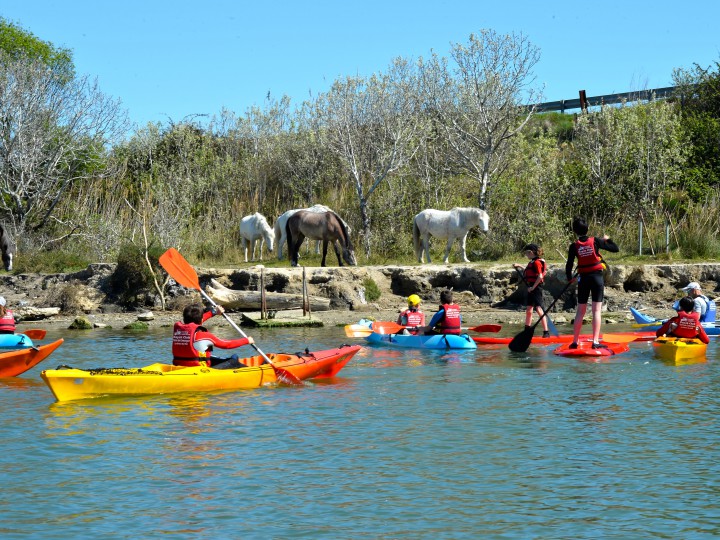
[419,30,541,209]
[0,52,128,234]
[316,57,423,257]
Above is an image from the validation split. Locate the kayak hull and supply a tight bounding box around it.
[554,340,629,357]
[630,307,720,335]
[653,337,707,363]
[0,339,64,377]
[0,333,35,350]
[474,332,656,345]
[366,331,477,349]
[41,344,361,402]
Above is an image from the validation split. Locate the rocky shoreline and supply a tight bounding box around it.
[4,261,719,331]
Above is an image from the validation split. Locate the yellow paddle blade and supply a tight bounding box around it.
[631,322,660,328]
[344,324,373,338]
[601,333,639,344]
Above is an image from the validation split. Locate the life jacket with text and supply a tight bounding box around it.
[575,237,604,274]
[436,303,461,335]
[172,321,208,366]
[0,310,16,333]
[399,308,425,327]
[698,294,717,324]
[524,257,547,286]
[670,311,701,338]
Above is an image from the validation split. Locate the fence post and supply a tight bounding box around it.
[260,267,266,320]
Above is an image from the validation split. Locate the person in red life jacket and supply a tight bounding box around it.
[397,294,426,334]
[420,290,462,335]
[513,243,550,338]
[565,216,619,349]
[172,303,255,369]
[656,296,710,344]
[0,296,16,334]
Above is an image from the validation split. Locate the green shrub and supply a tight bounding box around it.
[363,277,381,302]
[109,243,165,306]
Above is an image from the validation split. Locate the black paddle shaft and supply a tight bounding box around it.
[508,274,577,353]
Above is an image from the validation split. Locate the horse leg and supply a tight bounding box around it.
[291,234,305,267]
[242,238,248,263]
[321,240,329,267]
[332,239,343,267]
[443,239,453,264]
[258,239,264,261]
[423,235,431,264]
[461,233,469,263]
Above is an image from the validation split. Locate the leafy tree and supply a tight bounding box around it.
[0,18,74,80]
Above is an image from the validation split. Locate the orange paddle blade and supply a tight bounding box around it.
[23,329,47,340]
[159,248,200,290]
[372,321,406,335]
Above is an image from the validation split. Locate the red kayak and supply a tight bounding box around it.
[554,340,629,357]
[473,331,655,346]
[0,339,64,377]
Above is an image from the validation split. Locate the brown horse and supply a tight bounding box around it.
[286,210,357,267]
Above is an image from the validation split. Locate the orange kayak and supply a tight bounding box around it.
[0,339,64,377]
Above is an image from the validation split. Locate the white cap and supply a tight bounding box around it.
[0,296,5,307]
[682,282,701,292]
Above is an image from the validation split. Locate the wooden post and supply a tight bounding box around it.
[260,267,267,320]
[302,266,308,317]
[579,90,588,113]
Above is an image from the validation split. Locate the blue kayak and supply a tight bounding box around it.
[630,307,720,336]
[365,331,477,350]
[0,333,35,349]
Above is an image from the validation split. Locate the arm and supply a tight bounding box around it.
[595,236,619,253]
[565,244,576,281]
[194,330,252,350]
[697,325,710,344]
[427,309,445,329]
[656,318,675,337]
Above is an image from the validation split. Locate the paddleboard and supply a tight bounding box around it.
[553,340,629,357]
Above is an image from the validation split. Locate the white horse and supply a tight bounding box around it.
[412,207,489,264]
[239,213,275,262]
[274,204,351,260]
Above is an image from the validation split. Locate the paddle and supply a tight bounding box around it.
[468,324,502,333]
[159,248,302,385]
[513,267,559,337]
[600,333,638,344]
[23,329,46,340]
[631,322,662,328]
[344,324,374,338]
[508,274,577,353]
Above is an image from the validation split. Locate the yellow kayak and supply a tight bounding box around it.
[652,337,707,364]
[41,344,360,402]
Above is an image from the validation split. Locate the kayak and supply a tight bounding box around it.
[473,331,656,345]
[0,339,64,377]
[652,337,707,363]
[366,331,477,350]
[0,333,35,349]
[630,307,720,335]
[554,340,629,357]
[40,344,361,402]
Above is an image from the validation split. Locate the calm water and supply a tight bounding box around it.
[1,324,719,539]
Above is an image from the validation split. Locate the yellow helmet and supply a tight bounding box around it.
[407,294,421,306]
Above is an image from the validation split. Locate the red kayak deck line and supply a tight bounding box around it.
[553,340,629,357]
[473,332,655,346]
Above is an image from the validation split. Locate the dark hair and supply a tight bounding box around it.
[572,217,588,236]
[182,303,204,324]
[679,296,695,313]
[523,243,543,257]
[440,290,453,304]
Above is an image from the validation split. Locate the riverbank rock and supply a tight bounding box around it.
[1,262,719,325]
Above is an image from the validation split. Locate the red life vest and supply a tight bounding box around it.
[670,311,701,338]
[172,321,208,366]
[0,310,16,333]
[399,308,424,327]
[575,237,604,274]
[524,258,547,285]
[436,303,461,335]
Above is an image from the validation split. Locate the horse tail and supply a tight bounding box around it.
[412,216,421,259]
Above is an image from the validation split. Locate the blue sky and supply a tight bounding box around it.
[3,1,719,129]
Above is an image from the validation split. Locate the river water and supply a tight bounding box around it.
[1,324,718,539]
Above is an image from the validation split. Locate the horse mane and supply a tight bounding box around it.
[331,211,353,248]
[452,207,484,229]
